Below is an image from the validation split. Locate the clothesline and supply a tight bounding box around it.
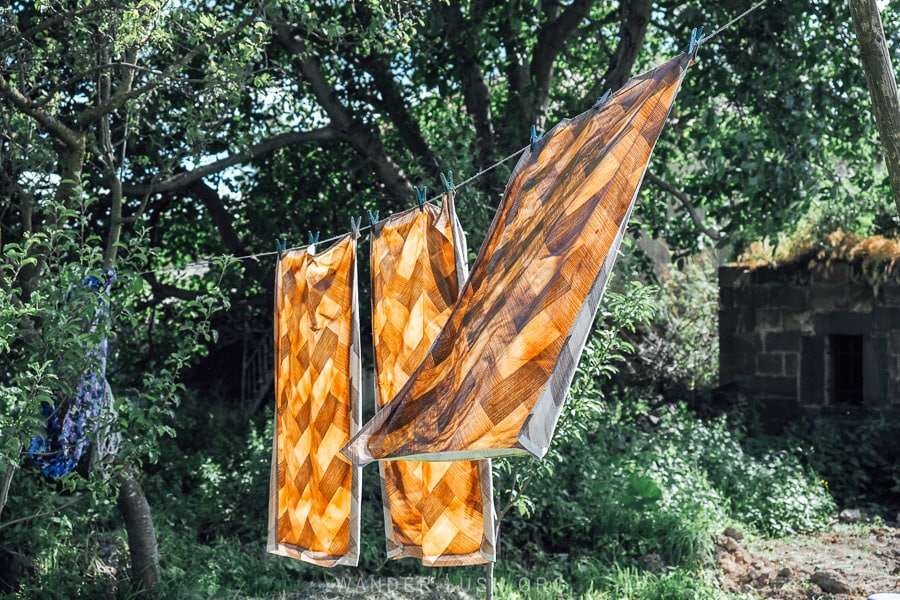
[139,0,769,279]
[140,147,527,277]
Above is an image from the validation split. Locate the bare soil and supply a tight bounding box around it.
[716,522,900,599]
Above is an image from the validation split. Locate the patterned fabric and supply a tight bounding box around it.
[29,269,115,478]
[343,53,692,465]
[268,236,362,567]
[370,195,495,566]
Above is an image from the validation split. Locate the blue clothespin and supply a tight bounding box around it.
[350,216,362,238]
[307,230,319,246]
[530,125,543,152]
[686,26,704,55]
[414,186,427,211]
[440,171,454,193]
[593,89,612,109]
[275,238,287,259]
[368,209,380,226]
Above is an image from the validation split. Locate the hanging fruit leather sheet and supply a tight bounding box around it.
[344,53,693,465]
[268,235,362,567]
[370,195,495,566]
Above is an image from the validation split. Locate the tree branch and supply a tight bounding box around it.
[123,127,338,195]
[76,6,264,128]
[0,1,122,52]
[586,0,651,102]
[356,53,442,179]
[34,62,163,109]
[530,0,595,121]
[272,21,415,201]
[0,495,85,532]
[99,45,126,270]
[442,0,497,168]
[188,180,244,256]
[0,73,81,150]
[849,0,900,215]
[0,462,15,521]
[144,273,204,302]
[645,171,723,241]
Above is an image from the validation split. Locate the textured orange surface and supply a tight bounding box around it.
[344,53,692,465]
[268,235,361,567]
[371,198,495,566]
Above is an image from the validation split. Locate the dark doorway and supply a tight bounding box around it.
[828,335,864,405]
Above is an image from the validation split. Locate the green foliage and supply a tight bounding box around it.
[654,412,835,537]
[624,251,721,394]
[782,417,900,512]
[645,1,898,253]
[0,196,232,596]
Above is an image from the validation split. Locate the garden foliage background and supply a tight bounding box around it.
[1,0,899,597]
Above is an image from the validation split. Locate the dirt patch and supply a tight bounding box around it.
[717,523,900,598]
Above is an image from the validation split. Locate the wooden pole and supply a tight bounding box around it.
[849,0,900,216]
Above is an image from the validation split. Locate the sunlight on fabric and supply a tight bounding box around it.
[267,235,362,567]
[343,52,694,465]
[370,197,495,566]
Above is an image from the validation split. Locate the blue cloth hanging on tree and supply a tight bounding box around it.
[28,268,115,478]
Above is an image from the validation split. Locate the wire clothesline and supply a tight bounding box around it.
[139,0,768,279]
[140,146,528,276]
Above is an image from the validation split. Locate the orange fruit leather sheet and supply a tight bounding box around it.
[344,53,693,465]
[268,235,362,567]
[370,195,495,566]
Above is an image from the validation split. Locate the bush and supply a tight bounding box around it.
[628,251,721,393]
[783,416,900,513]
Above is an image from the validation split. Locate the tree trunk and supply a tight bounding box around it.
[117,468,160,591]
[849,0,900,215]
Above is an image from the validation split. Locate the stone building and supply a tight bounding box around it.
[718,247,900,429]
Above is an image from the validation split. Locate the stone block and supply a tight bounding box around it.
[873,307,900,330]
[863,336,888,406]
[813,311,872,335]
[757,309,783,330]
[882,284,900,307]
[753,376,797,397]
[750,264,809,286]
[749,286,769,307]
[890,332,900,355]
[782,310,813,334]
[811,284,874,312]
[769,284,808,308]
[811,262,849,285]
[784,352,799,376]
[766,332,801,352]
[757,353,784,375]
[720,332,762,354]
[800,335,825,406]
[719,309,755,334]
[891,378,900,404]
[718,266,748,289]
[720,352,756,376]
[719,288,735,309]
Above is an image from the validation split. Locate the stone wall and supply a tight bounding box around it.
[719,261,900,428]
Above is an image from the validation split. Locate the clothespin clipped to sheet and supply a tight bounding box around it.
[530,125,543,152]
[350,216,362,240]
[440,171,454,193]
[593,89,612,110]
[307,230,319,247]
[368,209,380,226]
[686,26,704,56]
[414,186,427,212]
[275,239,287,260]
